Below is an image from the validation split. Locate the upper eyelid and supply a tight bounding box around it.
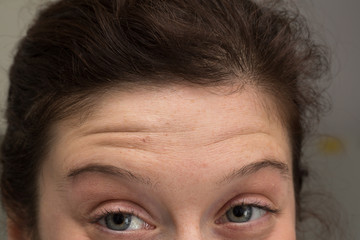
[90,209,135,223]
[91,207,141,223]
[229,201,276,212]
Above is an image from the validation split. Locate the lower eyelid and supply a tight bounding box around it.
[91,214,156,238]
[215,207,268,225]
[216,211,277,234]
[91,222,153,239]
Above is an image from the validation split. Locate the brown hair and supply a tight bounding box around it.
[1,0,329,238]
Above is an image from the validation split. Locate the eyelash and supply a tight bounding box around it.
[229,200,279,214]
[90,208,140,224]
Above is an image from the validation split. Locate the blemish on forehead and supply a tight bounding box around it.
[142,136,152,143]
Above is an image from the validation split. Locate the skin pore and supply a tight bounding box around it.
[35,85,296,240]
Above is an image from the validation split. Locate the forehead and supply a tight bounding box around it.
[61,85,285,139]
[39,84,294,219]
[48,84,292,176]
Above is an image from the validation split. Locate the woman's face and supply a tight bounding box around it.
[36,85,296,240]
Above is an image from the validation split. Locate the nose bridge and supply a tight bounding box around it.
[173,224,206,240]
[158,158,219,240]
[165,206,209,240]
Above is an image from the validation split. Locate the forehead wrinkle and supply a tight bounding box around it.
[75,128,271,154]
[57,85,283,146]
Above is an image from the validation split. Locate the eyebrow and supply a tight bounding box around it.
[67,164,153,186]
[218,160,291,185]
[67,160,290,187]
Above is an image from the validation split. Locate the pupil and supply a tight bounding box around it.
[233,205,251,218]
[112,214,125,225]
[233,206,245,217]
[104,213,132,231]
[226,205,253,222]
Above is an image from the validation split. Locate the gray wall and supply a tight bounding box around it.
[298,1,360,239]
[1,1,46,238]
[1,0,359,239]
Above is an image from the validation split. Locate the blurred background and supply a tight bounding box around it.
[0,0,359,239]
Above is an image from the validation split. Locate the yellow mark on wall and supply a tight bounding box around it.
[318,136,344,155]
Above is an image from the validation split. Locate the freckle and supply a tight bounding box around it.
[201,163,208,168]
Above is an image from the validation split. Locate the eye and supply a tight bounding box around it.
[225,205,267,223]
[98,211,147,231]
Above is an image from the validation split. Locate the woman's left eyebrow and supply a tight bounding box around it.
[218,159,291,185]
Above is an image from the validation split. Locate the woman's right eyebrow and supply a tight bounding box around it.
[67,163,153,186]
